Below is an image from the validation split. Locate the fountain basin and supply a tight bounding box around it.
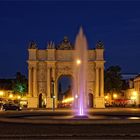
[73,115,89,119]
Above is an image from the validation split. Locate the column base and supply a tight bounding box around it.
[46,98,52,108]
[94,97,105,108]
[46,98,57,108]
[28,97,38,108]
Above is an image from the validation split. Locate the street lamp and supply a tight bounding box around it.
[17,95,21,100]
[105,95,108,100]
[0,91,4,96]
[51,79,55,111]
[113,94,117,99]
[9,94,13,99]
[75,94,78,99]
[133,91,137,97]
[76,59,81,65]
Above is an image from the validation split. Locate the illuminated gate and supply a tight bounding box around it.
[27,37,105,108]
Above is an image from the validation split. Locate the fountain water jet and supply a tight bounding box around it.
[73,27,88,118]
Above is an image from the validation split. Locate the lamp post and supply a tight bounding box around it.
[51,79,55,111]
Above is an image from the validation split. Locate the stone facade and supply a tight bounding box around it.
[124,75,140,105]
[134,74,140,105]
[27,38,105,108]
[134,74,140,94]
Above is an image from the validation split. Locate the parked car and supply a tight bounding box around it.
[2,102,22,111]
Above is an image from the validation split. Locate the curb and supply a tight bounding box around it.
[1,117,140,125]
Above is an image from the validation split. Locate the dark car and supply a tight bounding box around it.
[2,103,22,111]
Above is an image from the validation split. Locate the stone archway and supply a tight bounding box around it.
[56,74,73,108]
[27,37,105,108]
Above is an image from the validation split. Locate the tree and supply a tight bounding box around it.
[104,65,123,95]
[12,72,27,96]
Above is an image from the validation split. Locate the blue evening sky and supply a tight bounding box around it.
[0,1,140,78]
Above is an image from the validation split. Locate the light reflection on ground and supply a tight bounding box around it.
[21,115,140,120]
[128,117,140,120]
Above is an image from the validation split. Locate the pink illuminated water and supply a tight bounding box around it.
[73,27,88,116]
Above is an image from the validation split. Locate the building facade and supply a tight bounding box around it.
[124,74,140,106]
[27,37,105,108]
[134,74,140,93]
[134,74,140,105]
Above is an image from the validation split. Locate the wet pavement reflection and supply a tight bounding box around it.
[20,114,140,120]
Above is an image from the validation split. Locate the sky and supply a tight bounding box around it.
[0,1,140,78]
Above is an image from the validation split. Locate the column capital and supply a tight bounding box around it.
[33,66,37,69]
[47,67,51,70]
[28,66,32,69]
[95,67,99,69]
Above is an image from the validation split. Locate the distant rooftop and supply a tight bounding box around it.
[122,73,138,80]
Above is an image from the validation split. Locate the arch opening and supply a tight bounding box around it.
[57,75,73,108]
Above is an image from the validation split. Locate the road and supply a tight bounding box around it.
[0,108,140,139]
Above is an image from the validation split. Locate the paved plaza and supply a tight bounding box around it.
[0,108,140,139]
[1,108,140,123]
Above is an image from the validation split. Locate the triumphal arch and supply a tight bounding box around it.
[27,37,105,108]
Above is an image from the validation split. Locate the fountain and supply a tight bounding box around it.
[73,27,88,118]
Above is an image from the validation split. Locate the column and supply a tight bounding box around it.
[46,67,53,108]
[28,67,32,97]
[33,67,37,97]
[100,68,104,97]
[95,68,99,97]
[47,68,50,98]
[52,68,55,80]
[28,66,38,108]
[52,67,57,108]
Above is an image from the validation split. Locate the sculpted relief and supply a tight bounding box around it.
[56,51,73,61]
[87,63,95,81]
[87,81,95,95]
[38,62,46,82]
[56,36,74,50]
[37,62,47,95]
[38,82,46,95]
[56,63,73,79]
[88,51,95,61]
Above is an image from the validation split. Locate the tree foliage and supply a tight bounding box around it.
[104,65,123,94]
[12,72,27,96]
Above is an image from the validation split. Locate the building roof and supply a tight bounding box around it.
[122,73,138,80]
